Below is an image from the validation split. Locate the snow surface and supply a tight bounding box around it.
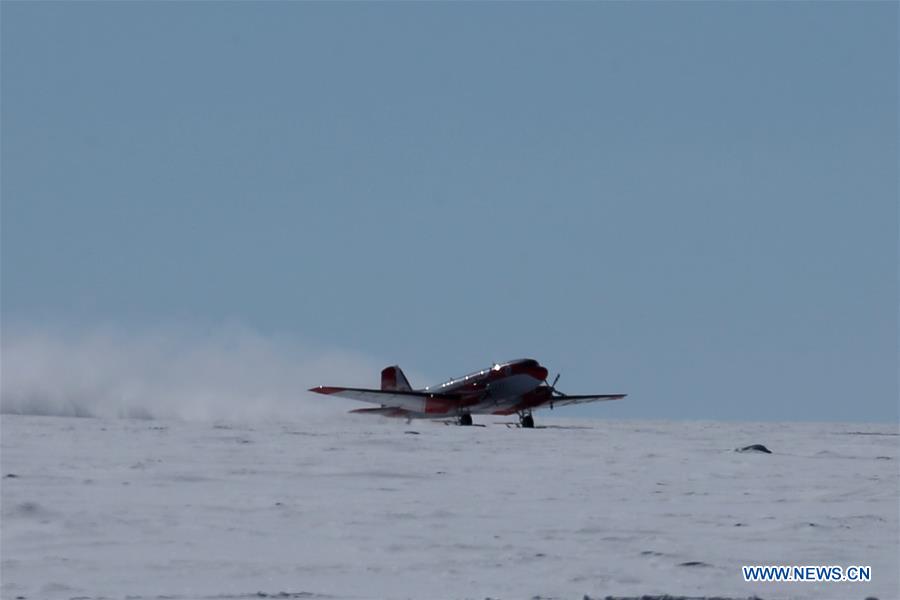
[1,413,897,600]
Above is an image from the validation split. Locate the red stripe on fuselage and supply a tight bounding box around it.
[424,397,459,414]
[426,359,548,394]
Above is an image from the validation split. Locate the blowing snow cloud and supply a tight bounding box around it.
[1,324,382,422]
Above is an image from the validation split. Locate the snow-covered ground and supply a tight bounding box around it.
[1,413,897,600]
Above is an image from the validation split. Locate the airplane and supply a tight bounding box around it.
[308,358,625,428]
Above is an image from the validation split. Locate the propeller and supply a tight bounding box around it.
[544,373,566,409]
[546,373,564,395]
[549,373,561,391]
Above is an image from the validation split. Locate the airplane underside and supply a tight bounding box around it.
[350,402,540,428]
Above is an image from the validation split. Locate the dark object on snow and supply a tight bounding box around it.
[404,431,420,435]
[4,473,18,478]
[736,444,772,454]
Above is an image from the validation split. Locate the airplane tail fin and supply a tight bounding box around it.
[381,366,413,391]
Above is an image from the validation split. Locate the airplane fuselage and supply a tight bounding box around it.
[367,359,552,418]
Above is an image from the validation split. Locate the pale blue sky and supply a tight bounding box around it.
[2,2,897,422]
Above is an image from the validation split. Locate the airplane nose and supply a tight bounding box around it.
[534,365,549,381]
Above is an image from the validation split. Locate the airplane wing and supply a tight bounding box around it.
[308,386,461,412]
[349,406,414,417]
[549,394,626,408]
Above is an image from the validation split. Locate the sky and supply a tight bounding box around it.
[2,2,897,423]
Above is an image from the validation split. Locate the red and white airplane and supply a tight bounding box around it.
[309,358,625,428]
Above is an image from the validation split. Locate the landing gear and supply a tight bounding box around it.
[458,413,473,426]
[519,412,535,429]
